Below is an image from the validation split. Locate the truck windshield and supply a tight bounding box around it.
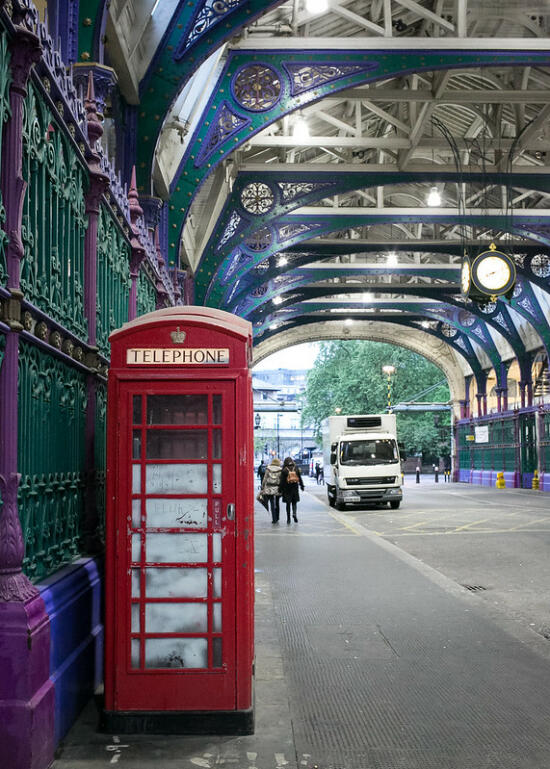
[340,439,398,465]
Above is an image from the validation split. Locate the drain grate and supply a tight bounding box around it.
[462,584,487,592]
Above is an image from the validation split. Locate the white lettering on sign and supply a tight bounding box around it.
[126,348,229,365]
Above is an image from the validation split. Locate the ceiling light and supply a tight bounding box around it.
[273,296,283,305]
[344,318,353,326]
[386,252,398,267]
[277,256,288,267]
[293,116,310,140]
[421,320,430,329]
[427,186,441,207]
[305,0,329,14]
[269,323,279,330]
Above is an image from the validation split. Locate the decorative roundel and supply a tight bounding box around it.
[240,182,275,215]
[479,300,497,314]
[251,285,268,297]
[458,310,476,327]
[232,64,282,112]
[440,322,458,338]
[531,253,550,278]
[245,226,274,251]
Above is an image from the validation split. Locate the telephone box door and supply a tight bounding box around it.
[113,380,237,711]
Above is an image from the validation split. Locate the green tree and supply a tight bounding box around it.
[302,340,450,459]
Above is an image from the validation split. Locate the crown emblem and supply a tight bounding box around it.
[170,327,186,344]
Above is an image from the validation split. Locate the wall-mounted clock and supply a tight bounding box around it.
[468,243,516,301]
[461,256,471,297]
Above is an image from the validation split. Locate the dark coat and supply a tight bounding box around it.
[279,465,304,503]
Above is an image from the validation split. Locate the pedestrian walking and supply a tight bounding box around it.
[416,464,421,484]
[433,464,439,483]
[315,462,322,484]
[260,457,282,523]
[279,456,304,524]
[257,460,266,486]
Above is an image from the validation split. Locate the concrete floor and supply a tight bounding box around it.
[53,478,550,769]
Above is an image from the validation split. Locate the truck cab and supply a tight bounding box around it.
[322,415,403,510]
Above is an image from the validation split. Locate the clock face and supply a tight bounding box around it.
[471,249,515,296]
[461,260,471,294]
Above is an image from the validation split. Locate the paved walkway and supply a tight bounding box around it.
[53,481,550,769]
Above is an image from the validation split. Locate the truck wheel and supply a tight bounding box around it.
[327,487,336,508]
[335,501,346,511]
[389,500,401,509]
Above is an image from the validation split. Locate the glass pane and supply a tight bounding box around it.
[132,534,142,563]
[213,568,222,598]
[145,638,208,669]
[213,533,221,562]
[145,568,207,598]
[213,603,222,632]
[147,395,208,425]
[213,638,222,668]
[132,569,141,598]
[133,396,142,424]
[146,498,208,529]
[146,533,208,563]
[131,604,140,633]
[131,639,140,668]
[146,430,207,460]
[133,431,142,459]
[213,429,222,459]
[145,464,207,494]
[132,464,141,493]
[145,603,207,633]
[213,395,222,424]
[132,499,141,528]
[212,465,222,493]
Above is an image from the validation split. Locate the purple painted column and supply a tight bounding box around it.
[0,24,55,769]
[155,226,169,308]
[82,74,109,552]
[127,167,145,321]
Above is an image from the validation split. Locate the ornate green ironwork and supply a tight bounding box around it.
[458,418,517,475]
[96,203,131,357]
[136,266,157,318]
[0,31,11,287]
[17,341,87,581]
[20,80,88,338]
[94,381,107,545]
[541,411,550,480]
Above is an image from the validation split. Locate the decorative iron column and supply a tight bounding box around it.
[0,21,55,769]
[82,73,108,553]
[127,166,145,321]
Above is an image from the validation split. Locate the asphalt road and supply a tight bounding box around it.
[306,474,550,644]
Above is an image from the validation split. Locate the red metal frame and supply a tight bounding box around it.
[104,308,254,722]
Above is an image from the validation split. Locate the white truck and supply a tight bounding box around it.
[322,414,403,510]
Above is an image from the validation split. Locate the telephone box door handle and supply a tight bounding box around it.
[227,503,235,520]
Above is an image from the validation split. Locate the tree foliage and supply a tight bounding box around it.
[302,340,451,459]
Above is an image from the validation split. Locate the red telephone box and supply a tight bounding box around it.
[103,307,254,733]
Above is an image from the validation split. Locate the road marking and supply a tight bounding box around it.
[453,518,491,531]
[508,517,549,530]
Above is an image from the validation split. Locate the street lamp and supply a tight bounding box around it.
[382,365,396,412]
[276,398,285,458]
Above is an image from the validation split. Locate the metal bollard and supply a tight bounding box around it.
[496,471,506,489]
[532,470,540,490]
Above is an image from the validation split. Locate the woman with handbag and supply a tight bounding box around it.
[260,457,282,523]
[279,456,304,524]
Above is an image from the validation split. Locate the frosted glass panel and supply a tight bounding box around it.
[145,568,207,598]
[133,431,141,459]
[213,430,222,459]
[213,638,222,668]
[132,500,141,528]
[131,639,140,668]
[146,430,207,460]
[213,533,221,562]
[132,534,142,562]
[132,464,141,493]
[213,603,222,632]
[131,604,140,633]
[146,533,208,563]
[212,465,222,493]
[132,569,141,598]
[147,395,208,425]
[145,603,207,633]
[145,638,208,669]
[146,498,207,528]
[145,464,207,494]
[213,568,222,597]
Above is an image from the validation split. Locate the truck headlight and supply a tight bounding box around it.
[342,490,360,500]
[387,488,401,495]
